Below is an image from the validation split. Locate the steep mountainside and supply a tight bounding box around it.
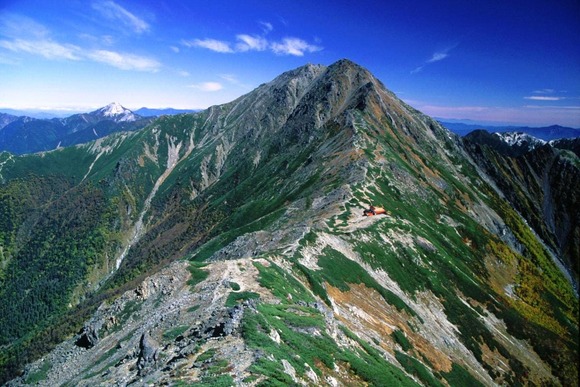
[0,60,577,386]
[464,134,580,288]
[0,103,153,154]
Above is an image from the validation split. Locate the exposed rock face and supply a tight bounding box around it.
[75,324,99,349]
[1,59,577,386]
[137,332,159,375]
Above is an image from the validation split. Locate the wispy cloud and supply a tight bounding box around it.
[219,74,237,83]
[188,82,223,92]
[219,73,252,89]
[271,38,322,56]
[236,34,268,52]
[79,33,116,46]
[0,38,81,60]
[259,21,273,34]
[92,1,149,34]
[533,88,556,94]
[0,15,160,72]
[412,45,457,74]
[0,13,81,60]
[0,13,49,39]
[86,50,160,71]
[184,34,322,57]
[183,38,234,53]
[427,51,448,63]
[524,89,568,101]
[170,46,180,53]
[524,96,564,101]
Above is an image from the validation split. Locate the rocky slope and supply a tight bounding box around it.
[0,59,578,386]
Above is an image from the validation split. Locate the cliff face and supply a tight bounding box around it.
[0,60,577,386]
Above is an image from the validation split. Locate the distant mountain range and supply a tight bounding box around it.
[440,121,580,140]
[0,107,201,119]
[134,107,200,116]
[0,103,154,154]
[0,105,205,155]
[2,106,577,156]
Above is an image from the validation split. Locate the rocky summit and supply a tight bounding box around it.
[0,59,577,386]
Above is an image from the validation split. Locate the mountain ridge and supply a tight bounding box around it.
[0,59,577,386]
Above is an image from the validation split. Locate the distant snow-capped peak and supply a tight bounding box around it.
[95,102,137,122]
[493,132,546,148]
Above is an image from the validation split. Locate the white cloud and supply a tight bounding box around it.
[219,74,237,82]
[428,52,448,63]
[87,50,160,71]
[184,33,322,57]
[0,14,81,60]
[170,46,180,53]
[183,38,233,53]
[177,70,190,77]
[412,45,457,74]
[0,38,81,60]
[524,96,564,101]
[259,21,273,33]
[0,18,162,72]
[0,13,49,39]
[92,1,150,34]
[236,34,268,52]
[0,13,162,72]
[270,37,322,56]
[0,36,161,71]
[101,35,115,45]
[78,33,116,46]
[188,82,223,92]
[533,88,555,94]
[218,73,252,89]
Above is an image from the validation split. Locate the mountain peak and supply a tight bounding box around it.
[93,102,137,122]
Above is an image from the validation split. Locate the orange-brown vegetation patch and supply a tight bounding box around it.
[314,359,369,386]
[480,342,512,384]
[484,241,519,298]
[327,283,452,372]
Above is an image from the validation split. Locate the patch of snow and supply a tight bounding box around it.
[493,132,546,148]
[97,102,137,122]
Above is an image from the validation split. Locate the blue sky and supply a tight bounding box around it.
[1,0,579,127]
